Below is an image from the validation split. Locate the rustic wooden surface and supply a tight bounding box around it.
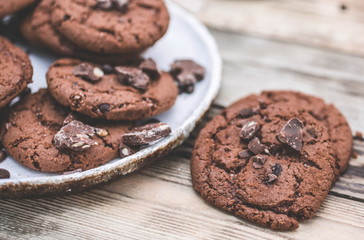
[1,0,364,239]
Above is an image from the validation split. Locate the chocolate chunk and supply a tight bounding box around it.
[272,163,282,176]
[53,120,104,151]
[101,64,114,74]
[0,169,10,179]
[20,88,31,98]
[170,60,205,93]
[238,150,252,159]
[266,173,278,183]
[113,0,129,11]
[96,0,113,10]
[240,121,260,140]
[0,150,7,163]
[251,155,267,169]
[70,93,85,108]
[73,63,104,83]
[122,123,171,146]
[119,143,136,158]
[248,137,266,155]
[98,103,110,113]
[238,108,254,118]
[115,66,150,91]
[139,58,160,80]
[277,118,304,152]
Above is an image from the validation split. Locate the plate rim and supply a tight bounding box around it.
[0,1,222,197]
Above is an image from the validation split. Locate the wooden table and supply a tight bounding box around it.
[1,1,364,239]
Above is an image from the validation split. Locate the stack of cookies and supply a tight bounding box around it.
[0,0,206,174]
[191,91,353,230]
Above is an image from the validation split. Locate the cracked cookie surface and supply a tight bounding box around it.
[20,0,142,64]
[50,0,169,54]
[191,93,337,231]
[259,91,352,174]
[46,58,178,120]
[0,36,33,108]
[2,89,131,173]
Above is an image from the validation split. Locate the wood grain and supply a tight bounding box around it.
[173,0,364,57]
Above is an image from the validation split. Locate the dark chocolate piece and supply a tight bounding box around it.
[139,58,160,80]
[251,155,267,169]
[73,63,104,83]
[248,137,266,155]
[119,143,136,158]
[98,103,111,113]
[277,118,304,152]
[122,123,171,146]
[240,121,260,140]
[238,150,252,159]
[238,108,254,118]
[115,66,150,91]
[170,60,205,93]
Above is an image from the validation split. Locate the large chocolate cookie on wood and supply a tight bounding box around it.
[0,36,33,108]
[191,93,337,231]
[50,0,170,54]
[2,89,131,173]
[46,58,178,120]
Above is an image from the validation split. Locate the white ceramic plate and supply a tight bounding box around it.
[0,1,221,198]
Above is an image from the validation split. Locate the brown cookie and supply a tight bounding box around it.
[50,0,169,54]
[0,36,33,108]
[46,58,178,121]
[259,91,353,174]
[2,89,132,173]
[0,0,37,18]
[20,0,142,64]
[191,93,337,231]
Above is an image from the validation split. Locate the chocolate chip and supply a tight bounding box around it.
[96,0,113,10]
[101,64,114,74]
[98,103,110,113]
[238,150,252,159]
[122,123,171,146]
[277,118,304,152]
[113,0,129,11]
[272,163,282,176]
[119,142,136,158]
[53,120,104,152]
[20,88,31,98]
[70,93,85,108]
[266,173,278,183]
[240,121,260,140]
[248,137,266,155]
[251,155,267,169]
[0,169,10,179]
[115,66,150,91]
[0,150,7,163]
[238,108,254,118]
[139,58,160,80]
[73,63,104,83]
[170,60,205,94]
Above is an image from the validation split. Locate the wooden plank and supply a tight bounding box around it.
[172,0,364,57]
[210,29,364,132]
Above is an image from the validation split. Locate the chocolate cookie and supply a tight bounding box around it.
[2,89,132,173]
[0,36,33,108]
[191,94,337,230]
[50,0,169,54]
[0,0,37,18]
[20,0,142,64]
[46,58,178,120]
[259,91,352,174]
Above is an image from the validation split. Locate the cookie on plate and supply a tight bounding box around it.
[2,89,133,173]
[20,0,142,64]
[259,91,352,174]
[46,58,178,120]
[50,0,169,54]
[0,36,33,108]
[191,93,337,230]
[0,0,37,18]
